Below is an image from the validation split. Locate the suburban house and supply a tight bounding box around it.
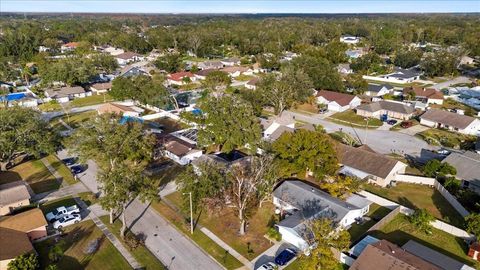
[442,151,480,194]
[198,61,224,70]
[340,35,360,44]
[157,129,202,165]
[364,84,393,97]
[364,67,421,84]
[194,69,217,80]
[260,111,295,141]
[273,180,371,251]
[0,181,31,216]
[60,42,79,53]
[44,86,89,103]
[337,63,353,74]
[356,100,415,120]
[221,57,241,67]
[115,52,143,65]
[103,46,125,56]
[220,66,253,77]
[90,82,112,94]
[281,51,298,61]
[0,208,48,241]
[402,240,475,270]
[245,77,259,90]
[403,86,444,105]
[192,150,247,172]
[460,55,475,66]
[337,144,407,187]
[0,92,39,108]
[120,66,149,78]
[167,71,196,85]
[0,228,34,270]
[97,102,142,117]
[316,90,362,112]
[346,49,365,59]
[349,240,441,270]
[420,109,480,135]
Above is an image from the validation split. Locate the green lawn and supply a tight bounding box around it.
[364,183,465,228]
[329,131,361,146]
[348,203,391,243]
[70,94,114,107]
[284,259,348,270]
[151,200,243,269]
[38,101,62,112]
[417,128,477,150]
[234,74,254,81]
[99,216,166,270]
[369,214,479,268]
[0,159,59,194]
[34,220,130,270]
[43,154,76,185]
[329,110,383,128]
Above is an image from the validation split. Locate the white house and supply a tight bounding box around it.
[420,109,480,135]
[365,84,394,97]
[44,86,90,103]
[90,82,112,94]
[260,111,296,141]
[221,57,241,67]
[403,86,444,105]
[60,42,79,53]
[337,144,407,187]
[162,136,202,165]
[363,67,422,84]
[198,61,224,70]
[220,66,253,78]
[316,90,362,112]
[104,46,125,56]
[245,77,259,90]
[337,63,353,74]
[273,180,371,251]
[115,52,143,66]
[340,35,360,44]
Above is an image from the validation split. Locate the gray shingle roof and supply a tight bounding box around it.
[420,109,477,130]
[442,151,480,186]
[45,86,85,98]
[367,84,394,93]
[356,100,415,115]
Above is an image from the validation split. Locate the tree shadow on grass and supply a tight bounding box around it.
[398,196,417,210]
[0,170,22,184]
[431,190,464,228]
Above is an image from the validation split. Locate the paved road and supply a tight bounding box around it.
[57,149,101,194]
[286,111,438,155]
[41,104,104,121]
[432,76,471,90]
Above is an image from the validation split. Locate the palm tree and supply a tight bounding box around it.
[21,65,32,86]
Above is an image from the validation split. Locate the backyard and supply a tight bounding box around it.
[364,183,465,228]
[0,158,59,194]
[70,94,114,107]
[348,203,392,243]
[368,214,478,268]
[329,110,383,128]
[34,220,130,270]
[51,111,97,132]
[417,128,477,149]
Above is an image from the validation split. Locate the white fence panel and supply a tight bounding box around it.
[394,175,435,185]
[357,191,399,210]
[431,220,475,241]
[434,180,470,217]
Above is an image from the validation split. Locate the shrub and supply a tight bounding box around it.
[48,241,64,262]
[409,209,434,234]
[124,231,145,251]
[267,227,282,241]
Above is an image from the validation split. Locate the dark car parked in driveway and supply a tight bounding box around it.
[62,157,78,166]
[70,165,86,174]
[387,119,398,125]
[274,248,296,266]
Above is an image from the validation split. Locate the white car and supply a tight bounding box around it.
[46,205,80,222]
[53,213,81,229]
[256,262,277,270]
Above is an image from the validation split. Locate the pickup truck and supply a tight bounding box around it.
[46,205,80,222]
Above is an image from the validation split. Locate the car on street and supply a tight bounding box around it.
[62,157,78,166]
[46,205,80,222]
[387,119,398,125]
[437,149,451,155]
[256,262,277,270]
[53,213,81,229]
[400,121,413,128]
[274,248,296,266]
[70,165,86,174]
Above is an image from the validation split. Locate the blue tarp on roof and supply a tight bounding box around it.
[0,92,27,102]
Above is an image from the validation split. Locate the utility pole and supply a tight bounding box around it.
[183,192,193,234]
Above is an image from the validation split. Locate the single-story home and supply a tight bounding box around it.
[198,61,224,70]
[365,67,421,84]
[221,57,241,67]
[97,102,142,117]
[260,111,295,140]
[103,46,125,56]
[191,150,247,173]
[337,144,407,187]
[0,208,47,241]
[273,180,371,251]
[346,49,365,59]
[245,77,260,90]
[349,240,441,270]
[460,55,475,66]
[167,71,196,86]
[0,92,38,108]
[356,100,415,120]
[364,84,394,97]
[316,90,362,112]
[403,86,444,105]
[281,51,298,61]
[60,42,79,53]
[120,66,149,78]
[194,69,217,80]
[337,63,353,74]
[220,66,253,77]
[0,181,31,216]
[420,109,480,135]
[340,35,360,44]
[44,86,90,103]
[115,52,143,65]
[90,82,112,94]
[0,227,35,270]
[442,151,480,194]
[156,129,202,165]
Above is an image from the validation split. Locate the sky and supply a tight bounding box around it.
[1,0,479,14]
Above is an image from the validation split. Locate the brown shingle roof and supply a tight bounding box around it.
[316,90,357,106]
[349,240,440,270]
[91,82,112,90]
[221,66,250,73]
[403,86,444,100]
[356,100,415,115]
[45,86,85,98]
[0,227,34,260]
[0,208,47,233]
[195,69,218,77]
[337,144,401,179]
[115,51,141,60]
[246,77,260,86]
[0,181,31,207]
[163,135,196,157]
[97,103,136,115]
[420,109,477,130]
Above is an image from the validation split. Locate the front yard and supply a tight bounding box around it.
[0,158,59,194]
[368,214,478,268]
[417,128,477,149]
[329,110,383,128]
[34,220,130,270]
[70,94,114,107]
[364,183,465,228]
[43,154,77,185]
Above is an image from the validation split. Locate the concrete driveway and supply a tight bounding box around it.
[432,76,471,90]
[251,242,297,269]
[398,125,430,136]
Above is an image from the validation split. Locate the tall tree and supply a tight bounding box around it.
[319,175,362,198]
[394,49,423,69]
[465,213,480,237]
[202,71,231,92]
[272,129,338,180]
[8,253,39,270]
[344,73,368,95]
[0,107,58,171]
[154,53,184,73]
[409,208,434,234]
[292,55,344,91]
[421,50,461,77]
